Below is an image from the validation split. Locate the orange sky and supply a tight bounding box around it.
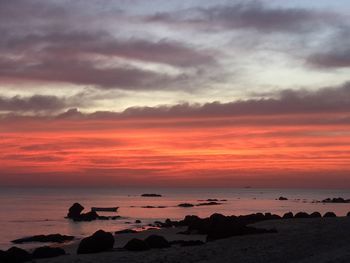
[1,112,349,188]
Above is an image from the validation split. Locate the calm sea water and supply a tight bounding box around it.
[0,187,349,250]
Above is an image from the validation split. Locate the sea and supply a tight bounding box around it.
[0,187,349,250]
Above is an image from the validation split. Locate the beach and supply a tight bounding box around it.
[33,217,350,263]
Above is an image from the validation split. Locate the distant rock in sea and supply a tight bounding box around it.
[278,196,288,201]
[196,202,222,206]
[77,230,114,254]
[321,197,350,203]
[141,194,162,197]
[66,203,120,222]
[178,203,195,208]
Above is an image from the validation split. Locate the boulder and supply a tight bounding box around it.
[282,212,293,219]
[347,211,350,217]
[278,196,288,201]
[32,246,65,259]
[294,212,309,218]
[5,247,31,263]
[124,239,150,251]
[309,212,322,218]
[323,212,336,218]
[77,230,114,254]
[74,211,99,222]
[135,220,141,224]
[67,203,84,218]
[144,235,170,249]
[12,234,74,244]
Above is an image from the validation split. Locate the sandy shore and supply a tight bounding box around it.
[36,217,350,263]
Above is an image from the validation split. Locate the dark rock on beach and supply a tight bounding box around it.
[283,212,294,219]
[144,235,170,249]
[32,246,65,259]
[124,239,150,251]
[12,234,74,244]
[323,212,337,218]
[141,194,162,197]
[294,212,310,218]
[2,247,31,263]
[310,212,322,218]
[77,230,114,254]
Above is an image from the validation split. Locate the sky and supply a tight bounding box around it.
[0,0,350,188]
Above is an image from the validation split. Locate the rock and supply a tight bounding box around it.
[142,206,167,209]
[196,202,222,206]
[347,212,350,217]
[144,235,170,249]
[294,212,309,218]
[32,246,65,259]
[178,203,194,208]
[141,194,162,197]
[282,212,293,219]
[5,247,31,263]
[115,229,138,234]
[67,203,84,218]
[77,230,114,254]
[124,239,150,251]
[170,240,204,247]
[278,196,288,201]
[12,234,74,244]
[323,212,337,218]
[74,211,99,222]
[309,212,322,218]
[135,220,141,223]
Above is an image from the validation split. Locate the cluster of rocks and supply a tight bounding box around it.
[321,197,350,203]
[11,234,74,244]
[0,246,65,263]
[67,203,121,222]
[178,201,222,208]
[283,211,338,218]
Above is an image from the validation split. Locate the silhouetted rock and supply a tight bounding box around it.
[178,203,194,208]
[294,212,309,218]
[323,212,337,218]
[347,211,350,217]
[5,247,31,263]
[144,235,170,249]
[32,246,65,259]
[310,212,322,218]
[322,197,350,203]
[124,239,150,251]
[278,196,288,201]
[169,240,205,247]
[141,194,162,197]
[67,203,84,219]
[142,206,167,209]
[12,234,74,244]
[115,229,138,235]
[77,230,114,254]
[135,219,141,223]
[196,202,222,206]
[74,211,99,222]
[283,212,293,219]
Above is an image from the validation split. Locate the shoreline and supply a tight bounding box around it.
[32,216,350,263]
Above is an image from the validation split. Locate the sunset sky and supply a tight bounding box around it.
[0,0,350,188]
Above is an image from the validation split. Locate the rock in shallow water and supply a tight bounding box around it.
[77,230,114,254]
[67,203,84,219]
[12,234,74,244]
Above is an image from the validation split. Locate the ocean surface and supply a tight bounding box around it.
[0,187,349,250]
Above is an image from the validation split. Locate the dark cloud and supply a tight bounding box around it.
[0,94,79,113]
[146,1,337,33]
[308,50,350,68]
